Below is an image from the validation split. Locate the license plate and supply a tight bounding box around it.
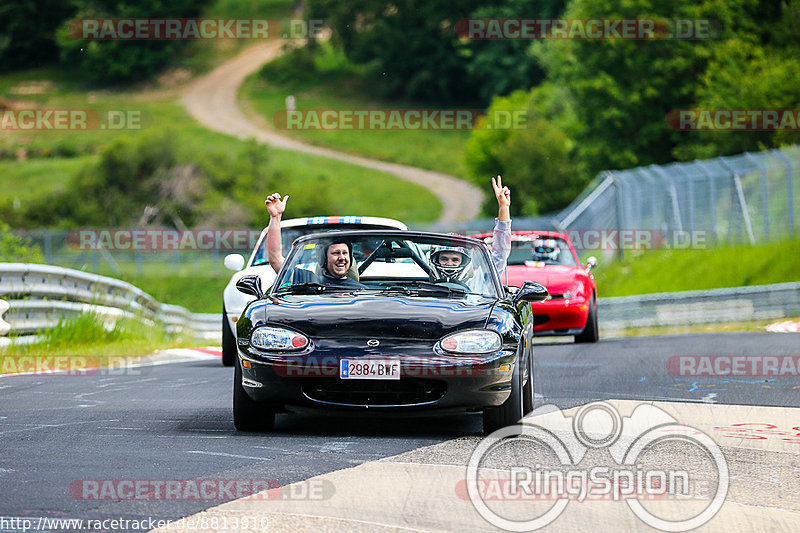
[340,359,401,380]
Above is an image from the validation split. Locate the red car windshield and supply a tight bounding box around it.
[507,236,577,266]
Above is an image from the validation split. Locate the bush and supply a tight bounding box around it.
[0,222,44,263]
[55,0,212,83]
[465,86,587,216]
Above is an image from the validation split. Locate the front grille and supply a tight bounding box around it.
[534,314,550,325]
[302,378,446,406]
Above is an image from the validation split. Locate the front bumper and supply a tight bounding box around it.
[237,348,517,413]
[532,298,589,334]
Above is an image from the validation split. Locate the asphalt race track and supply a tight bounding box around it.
[1,332,798,532]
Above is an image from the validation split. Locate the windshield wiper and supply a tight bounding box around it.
[275,282,328,294]
[276,282,364,294]
[385,280,469,295]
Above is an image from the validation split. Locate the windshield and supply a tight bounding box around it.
[250,224,402,266]
[273,233,501,298]
[507,235,577,266]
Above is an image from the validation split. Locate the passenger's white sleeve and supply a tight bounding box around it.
[490,218,511,275]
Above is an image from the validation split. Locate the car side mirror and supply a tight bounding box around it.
[585,256,597,271]
[513,281,548,305]
[236,275,264,299]
[224,253,245,271]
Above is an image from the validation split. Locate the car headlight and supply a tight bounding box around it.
[250,326,308,351]
[439,329,502,354]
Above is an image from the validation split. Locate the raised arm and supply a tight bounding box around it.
[265,193,289,275]
[490,176,512,275]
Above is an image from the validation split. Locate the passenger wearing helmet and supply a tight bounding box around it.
[430,175,512,282]
[430,246,472,282]
[532,238,560,264]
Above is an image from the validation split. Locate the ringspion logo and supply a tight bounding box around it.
[465,402,728,531]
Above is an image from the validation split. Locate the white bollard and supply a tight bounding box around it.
[0,299,9,336]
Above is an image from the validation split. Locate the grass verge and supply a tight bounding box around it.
[0,312,205,375]
[593,237,799,297]
[240,43,472,178]
[1,72,441,226]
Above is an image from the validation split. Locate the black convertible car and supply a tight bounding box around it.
[232,230,547,435]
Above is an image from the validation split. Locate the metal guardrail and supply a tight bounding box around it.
[2,264,795,342]
[0,263,220,341]
[598,282,800,332]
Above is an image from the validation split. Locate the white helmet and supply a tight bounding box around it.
[430,246,471,282]
[533,238,560,263]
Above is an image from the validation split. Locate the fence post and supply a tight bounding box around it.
[772,149,795,236]
[610,172,625,260]
[733,174,756,245]
[694,160,718,242]
[744,152,770,239]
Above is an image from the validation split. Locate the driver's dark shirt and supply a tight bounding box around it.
[320,272,365,288]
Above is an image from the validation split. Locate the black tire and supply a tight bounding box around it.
[222,305,236,367]
[233,360,275,432]
[575,295,599,343]
[483,358,524,435]
[522,352,534,415]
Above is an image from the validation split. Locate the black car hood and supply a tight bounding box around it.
[256,293,496,340]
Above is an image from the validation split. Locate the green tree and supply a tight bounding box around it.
[674,1,800,159]
[0,0,76,71]
[307,0,492,102]
[56,0,212,82]
[466,84,584,215]
[465,0,567,105]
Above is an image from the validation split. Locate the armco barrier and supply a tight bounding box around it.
[0,263,220,341]
[598,281,800,332]
[3,263,795,341]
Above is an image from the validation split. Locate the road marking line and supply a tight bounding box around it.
[186,450,269,460]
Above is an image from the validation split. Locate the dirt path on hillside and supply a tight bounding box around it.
[181,41,482,225]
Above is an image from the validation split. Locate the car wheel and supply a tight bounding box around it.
[482,359,524,435]
[222,305,236,367]
[575,295,599,343]
[233,360,275,432]
[522,353,534,415]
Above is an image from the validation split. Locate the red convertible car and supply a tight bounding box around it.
[471,230,599,343]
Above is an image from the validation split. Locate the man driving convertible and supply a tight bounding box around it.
[264,176,512,284]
